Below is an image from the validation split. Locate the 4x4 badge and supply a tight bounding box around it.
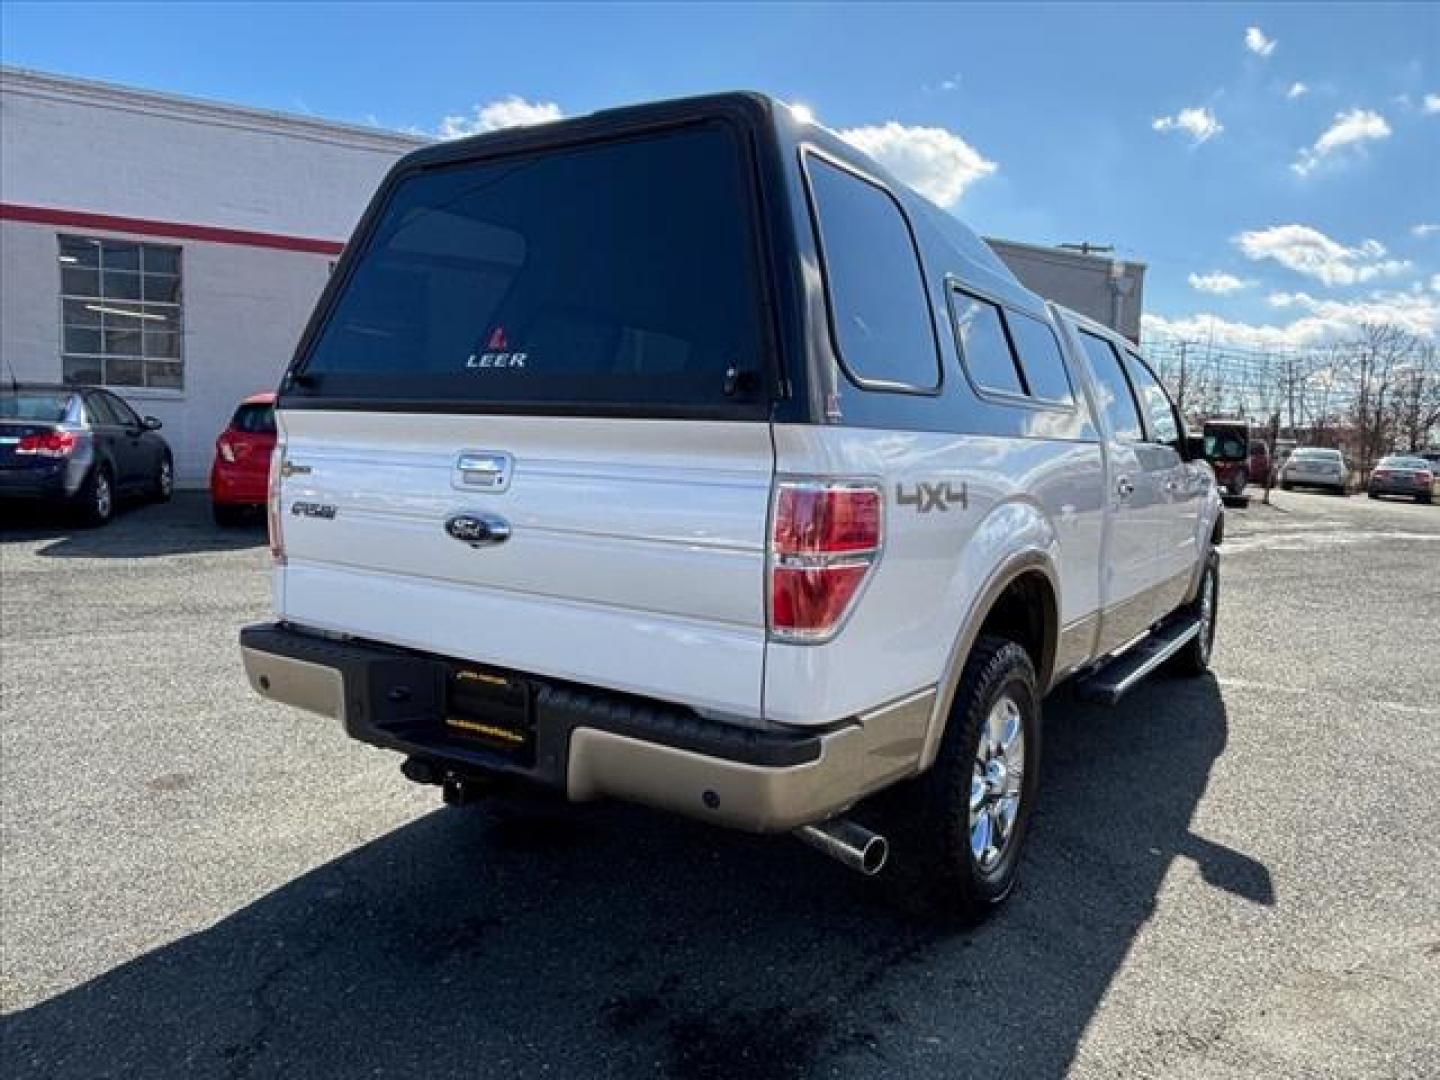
[896,481,968,513]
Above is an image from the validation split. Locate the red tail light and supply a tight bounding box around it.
[267,441,285,565]
[16,430,78,458]
[218,439,237,463]
[769,480,883,642]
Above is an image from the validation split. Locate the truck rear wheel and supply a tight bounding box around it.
[882,635,1041,923]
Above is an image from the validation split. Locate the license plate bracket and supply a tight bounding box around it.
[444,665,535,761]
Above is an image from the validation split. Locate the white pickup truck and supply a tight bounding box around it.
[242,93,1222,921]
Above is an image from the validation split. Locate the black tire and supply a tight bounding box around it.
[75,464,114,527]
[879,636,1041,923]
[1172,549,1219,676]
[154,453,174,502]
[1368,490,1379,500]
[1281,482,1292,491]
[212,502,245,527]
[1229,469,1247,498]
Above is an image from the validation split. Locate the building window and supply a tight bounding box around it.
[59,235,183,389]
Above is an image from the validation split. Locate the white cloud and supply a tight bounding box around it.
[1413,223,1440,238]
[836,121,996,207]
[1432,274,1440,293]
[1266,290,1440,336]
[1234,224,1411,286]
[1245,27,1276,57]
[1286,82,1309,100]
[438,96,564,139]
[1143,289,1440,350]
[1188,271,1253,295]
[1424,93,1440,114]
[1151,106,1224,144]
[1292,107,1391,175]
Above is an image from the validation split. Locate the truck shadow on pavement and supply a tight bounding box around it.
[1,675,1268,1080]
[1,494,264,558]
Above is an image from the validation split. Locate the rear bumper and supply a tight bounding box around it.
[210,464,268,505]
[1368,478,1430,496]
[240,622,931,832]
[0,464,74,500]
[1283,474,1344,489]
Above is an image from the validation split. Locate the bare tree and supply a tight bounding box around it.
[1345,324,1410,476]
[1386,341,1440,452]
[1142,322,1438,458]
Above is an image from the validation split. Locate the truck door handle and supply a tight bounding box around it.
[1116,476,1135,500]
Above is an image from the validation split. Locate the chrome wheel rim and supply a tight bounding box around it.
[95,474,111,518]
[1198,567,1216,663]
[970,695,1026,873]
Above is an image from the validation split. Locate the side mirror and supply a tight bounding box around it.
[1183,434,1206,462]
[143,416,163,431]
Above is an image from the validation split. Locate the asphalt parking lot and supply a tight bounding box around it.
[2,489,1437,1079]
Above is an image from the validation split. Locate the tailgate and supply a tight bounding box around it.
[276,411,774,716]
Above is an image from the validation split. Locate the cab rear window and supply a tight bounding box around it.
[292,123,766,415]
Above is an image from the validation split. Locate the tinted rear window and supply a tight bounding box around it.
[1,390,71,422]
[805,156,940,391]
[232,402,276,434]
[294,123,765,414]
[1205,433,1247,460]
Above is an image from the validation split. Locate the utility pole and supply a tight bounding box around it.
[1263,411,1281,505]
[1176,341,1189,415]
[1285,353,1297,435]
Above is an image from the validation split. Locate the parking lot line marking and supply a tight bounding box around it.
[1216,677,1440,718]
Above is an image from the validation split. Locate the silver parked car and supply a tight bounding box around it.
[1279,447,1349,495]
[1367,455,1435,504]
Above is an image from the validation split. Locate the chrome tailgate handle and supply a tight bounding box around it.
[453,451,513,492]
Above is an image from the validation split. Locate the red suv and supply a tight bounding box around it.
[1203,420,1270,498]
[210,392,276,525]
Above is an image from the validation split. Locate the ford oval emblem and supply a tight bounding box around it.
[445,512,511,548]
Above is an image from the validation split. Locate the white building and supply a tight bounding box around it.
[1,66,424,485]
[986,238,1146,344]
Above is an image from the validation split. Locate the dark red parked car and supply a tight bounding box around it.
[210,392,276,525]
[1203,420,1270,498]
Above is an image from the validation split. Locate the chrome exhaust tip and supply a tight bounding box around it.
[795,817,889,876]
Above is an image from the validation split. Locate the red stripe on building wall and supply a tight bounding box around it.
[0,202,346,256]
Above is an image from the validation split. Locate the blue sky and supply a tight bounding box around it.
[3,2,1438,350]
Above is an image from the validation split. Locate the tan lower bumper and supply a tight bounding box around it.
[243,643,932,834]
[242,645,346,721]
[566,689,933,833]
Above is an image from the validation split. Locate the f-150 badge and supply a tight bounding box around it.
[896,481,968,513]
